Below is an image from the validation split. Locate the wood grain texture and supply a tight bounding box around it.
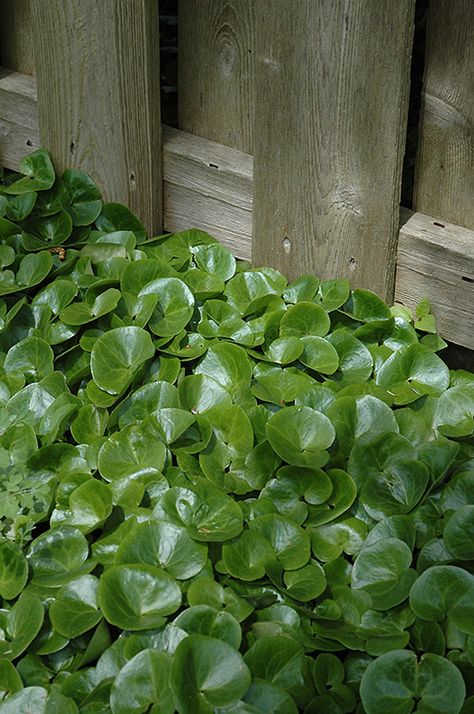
[31,0,162,236]
[0,0,35,75]
[0,68,39,167]
[414,0,474,229]
[163,126,252,259]
[396,211,474,350]
[252,0,415,300]
[178,0,255,153]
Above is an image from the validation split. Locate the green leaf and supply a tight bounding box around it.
[283,275,320,304]
[222,530,275,581]
[138,277,195,337]
[409,566,474,635]
[0,658,23,697]
[116,519,207,580]
[170,634,251,713]
[95,203,146,243]
[298,336,339,374]
[283,560,327,601]
[280,302,330,337]
[91,326,155,394]
[4,337,53,381]
[360,650,465,714]
[244,636,306,693]
[376,343,450,405]
[306,469,357,526]
[0,592,44,659]
[110,649,174,714]
[99,564,182,630]
[62,169,102,225]
[243,679,298,714]
[224,270,283,315]
[325,331,373,384]
[98,420,166,481]
[266,406,335,467]
[444,505,474,560]
[49,575,102,638]
[59,288,121,325]
[4,149,55,194]
[27,526,90,586]
[5,192,36,222]
[352,537,416,609]
[174,605,242,649]
[435,385,474,437]
[0,540,28,600]
[195,342,252,394]
[193,243,236,281]
[22,210,73,249]
[156,483,244,542]
[251,514,311,570]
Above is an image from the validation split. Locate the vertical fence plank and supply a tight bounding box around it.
[31,0,162,236]
[178,0,255,154]
[414,0,474,230]
[252,0,415,300]
[0,0,35,75]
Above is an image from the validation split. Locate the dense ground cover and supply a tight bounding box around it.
[0,149,473,713]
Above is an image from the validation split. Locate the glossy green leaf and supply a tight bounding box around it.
[95,203,146,243]
[376,343,450,404]
[174,605,241,649]
[156,483,243,542]
[138,277,194,337]
[110,649,174,714]
[62,169,102,225]
[0,540,28,600]
[91,326,155,394]
[4,150,55,194]
[99,564,182,630]
[98,420,166,481]
[0,592,44,659]
[409,566,474,635]
[116,519,207,579]
[27,526,90,586]
[444,506,474,560]
[360,649,465,714]
[49,575,102,638]
[266,406,335,467]
[171,634,251,713]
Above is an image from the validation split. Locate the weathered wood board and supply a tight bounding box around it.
[414,0,474,230]
[163,126,252,259]
[31,0,162,236]
[178,0,255,154]
[252,0,415,300]
[396,211,474,350]
[0,68,38,165]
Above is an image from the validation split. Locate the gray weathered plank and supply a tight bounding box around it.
[178,0,255,153]
[31,0,162,236]
[163,126,252,258]
[0,68,39,166]
[252,0,415,300]
[0,0,35,75]
[414,0,474,230]
[396,211,474,350]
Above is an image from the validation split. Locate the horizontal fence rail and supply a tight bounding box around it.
[1,68,473,350]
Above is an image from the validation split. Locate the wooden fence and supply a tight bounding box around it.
[0,0,473,351]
